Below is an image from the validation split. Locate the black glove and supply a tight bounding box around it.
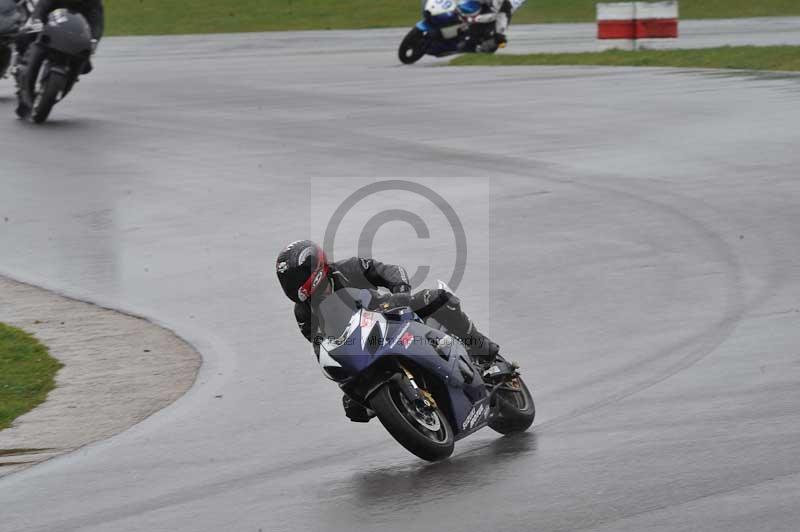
[391,283,411,294]
[376,292,411,310]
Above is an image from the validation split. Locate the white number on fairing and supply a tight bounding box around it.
[462,402,489,430]
[49,9,69,25]
[426,0,455,16]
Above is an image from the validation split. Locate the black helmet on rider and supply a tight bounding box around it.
[276,240,330,303]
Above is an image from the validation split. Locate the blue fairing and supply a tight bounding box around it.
[426,39,459,56]
[417,12,459,30]
[318,289,489,438]
[430,11,460,26]
[415,16,461,56]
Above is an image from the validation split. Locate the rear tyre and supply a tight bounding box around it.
[32,70,66,124]
[370,379,454,461]
[398,28,426,65]
[489,376,535,434]
[0,45,11,79]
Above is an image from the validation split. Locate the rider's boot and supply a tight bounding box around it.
[495,4,510,48]
[13,46,31,119]
[423,290,499,364]
[342,394,374,423]
[15,100,30,120]
[462,325,500,364]
[14,77,30,119]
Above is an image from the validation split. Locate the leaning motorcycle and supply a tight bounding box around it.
[315,285,535,461]
[398,0,526,64]
[17,8,93,123]
[0,0,22,80]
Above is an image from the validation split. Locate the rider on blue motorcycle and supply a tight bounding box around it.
[276,240,501,422]
[460,0,512,48]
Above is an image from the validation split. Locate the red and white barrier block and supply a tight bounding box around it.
[597,1,679,50]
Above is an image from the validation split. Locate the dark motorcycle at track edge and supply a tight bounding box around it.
[17,8,93,123]
[0,0,23,80]
[315,285,535,461]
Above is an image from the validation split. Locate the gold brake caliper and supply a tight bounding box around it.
[419,389,438,409]
[401,365,438,409]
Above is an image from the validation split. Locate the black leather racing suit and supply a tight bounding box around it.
[294,257,494,356]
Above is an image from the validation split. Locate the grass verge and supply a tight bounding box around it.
[449,45,800,71]
[0,323,62,432]
[106,0,800,36]
[512,0,800,24]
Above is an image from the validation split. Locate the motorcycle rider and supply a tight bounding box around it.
[460,0,512,49]
[13,0,104,118]
[276,240,500,422]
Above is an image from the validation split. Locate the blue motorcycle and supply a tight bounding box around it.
[315,285,534,461]
[398,0,525,64]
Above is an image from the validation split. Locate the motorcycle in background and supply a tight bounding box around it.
[16,7,93,123]
[399,0,526,64]
[0,0,23,80]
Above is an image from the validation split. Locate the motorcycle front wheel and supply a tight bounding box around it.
[398,27,426,65]
[370,377,454,461]
[32,69,66,124]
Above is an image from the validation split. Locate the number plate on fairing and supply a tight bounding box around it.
[461,399,491,431]
[426,0,455,16]
[441,25,459,39]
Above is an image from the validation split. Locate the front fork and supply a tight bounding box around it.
[394,365,437,412]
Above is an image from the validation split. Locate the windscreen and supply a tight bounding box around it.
[316,288,372,341]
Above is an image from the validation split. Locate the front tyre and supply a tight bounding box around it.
[32,70,67,124]
[398,27,426,65]
[489,376,535,434]
[370,380,454,461]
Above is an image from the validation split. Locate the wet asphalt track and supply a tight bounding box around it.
[1,19,800,532]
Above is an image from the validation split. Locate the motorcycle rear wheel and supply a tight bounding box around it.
[32,69,66,124]
[0,45,10,79]
[398,27,426,65]
[488,376,535,434]
[370,378,454,461]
